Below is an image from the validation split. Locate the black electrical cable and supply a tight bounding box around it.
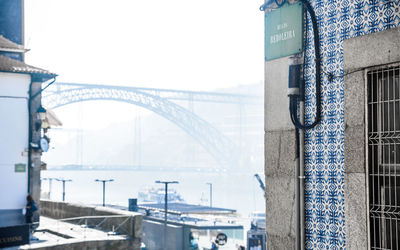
[275,0,286,8]
[290,0,322,130]
[260,0,286,11]
[290,96,304,129]
[259,0,276,11]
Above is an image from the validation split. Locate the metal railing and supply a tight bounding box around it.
[59,215,132,235]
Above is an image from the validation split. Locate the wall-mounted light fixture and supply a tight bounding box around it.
[35,105,46,131]
[37,105,46,120]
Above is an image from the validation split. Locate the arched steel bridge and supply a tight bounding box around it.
[42,82,262,168]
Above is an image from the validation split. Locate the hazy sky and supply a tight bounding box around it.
[24,0,264,91]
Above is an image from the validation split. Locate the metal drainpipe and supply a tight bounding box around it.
[289,54,305,250]
[299,100,305,250]
[294,91,306,250]
[292,1,321,248]
[295,128,300,250]
[27,80,33,194]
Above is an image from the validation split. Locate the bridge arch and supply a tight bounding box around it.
[43,84,238,168]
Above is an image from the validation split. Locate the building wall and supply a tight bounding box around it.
[29,81,44,207]
[343,26,400,249]
[0,75,50,226]
[264,57,297,249]
[142,219,185,250]
[0,72,30,226]
[264,1,400,249]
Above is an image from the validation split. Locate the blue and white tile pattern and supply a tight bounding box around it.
[302,0,400,249]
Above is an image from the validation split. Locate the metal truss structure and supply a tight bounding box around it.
[43,82,262,168]
[43,82,262,104]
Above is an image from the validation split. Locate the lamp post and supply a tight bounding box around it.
[95,179,114,206]
[42,177,55,199]
[55,178,72,202]
[155,180,179,249]
[206,182,213,207]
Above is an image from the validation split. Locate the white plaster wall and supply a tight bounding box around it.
[0,72,31,210]
[0,72,30,97]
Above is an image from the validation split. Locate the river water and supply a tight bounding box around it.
[41,169,265,217]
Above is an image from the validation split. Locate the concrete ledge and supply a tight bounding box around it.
[21,237,137,250]
[39,200,142,244]
[19,216,137,250]
[344,26,400,71]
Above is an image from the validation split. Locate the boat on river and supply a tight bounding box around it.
[138,186,184,204]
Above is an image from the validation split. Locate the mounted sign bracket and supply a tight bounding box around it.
[264,2,303,61]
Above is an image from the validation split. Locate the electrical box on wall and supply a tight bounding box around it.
[264,2,303,61]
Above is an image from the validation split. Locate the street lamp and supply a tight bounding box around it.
[36,105,46,131]
[55,178,72,202]
[42,177,55,199]
[155,180,179,249]
[95,179,114,206]
[206,182,213,207]
[37,105,47,120]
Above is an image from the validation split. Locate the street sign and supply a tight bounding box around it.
[216,233,228,245]
[14,163,26,173]
[264,2,303,61]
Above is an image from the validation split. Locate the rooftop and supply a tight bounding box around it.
[0,54,56,77]
[139,202,237,214]
[0,35,26,53]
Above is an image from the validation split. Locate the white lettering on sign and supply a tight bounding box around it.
[277,23,288,30]
[270,30,296,44]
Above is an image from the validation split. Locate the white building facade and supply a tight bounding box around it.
[0,36,56,231]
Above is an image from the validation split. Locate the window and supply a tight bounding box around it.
[367,65,400,249]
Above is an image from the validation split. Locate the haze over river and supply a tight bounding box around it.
[41,169,265,217]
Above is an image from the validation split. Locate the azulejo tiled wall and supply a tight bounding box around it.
[303,0,400,249]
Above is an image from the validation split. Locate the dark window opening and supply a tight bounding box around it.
[368,66,400,249]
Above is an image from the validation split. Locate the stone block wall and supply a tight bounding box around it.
[264,2,400,248]
[29,81,43,208]
[343,26,400,249]
[264,55,298,249]
[40,200,142,248]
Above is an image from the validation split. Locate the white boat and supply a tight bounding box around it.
[138,187,184,204]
